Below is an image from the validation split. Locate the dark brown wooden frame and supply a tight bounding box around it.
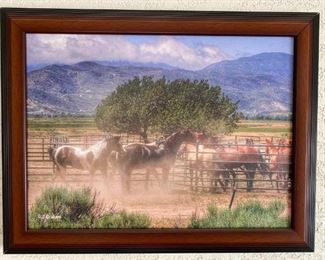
[1,8,319,253]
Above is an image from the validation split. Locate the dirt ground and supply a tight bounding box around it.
[27,120,292,228]
[28,175,291,228]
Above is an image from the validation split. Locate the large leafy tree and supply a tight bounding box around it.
[95,76,239,142]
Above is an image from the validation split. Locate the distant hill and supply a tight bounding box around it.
[27,52,293,117]
[198,52,293,116]
[27,63,50,72]
[96,60,180,70]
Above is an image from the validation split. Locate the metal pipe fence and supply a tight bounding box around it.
[27,134,292,193]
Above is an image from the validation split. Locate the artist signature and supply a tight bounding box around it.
[38,214,61,220]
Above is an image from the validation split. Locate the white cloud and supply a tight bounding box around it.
[26,34,228,70]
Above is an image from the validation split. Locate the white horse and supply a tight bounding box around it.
[48,136,123,179]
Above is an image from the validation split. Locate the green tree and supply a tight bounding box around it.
[95,76,239,141]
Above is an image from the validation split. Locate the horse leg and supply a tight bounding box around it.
[206,169,212,193]
[198,169,206,193]
[161,168,169,188]
[277,170,286,192]
[213,169,226,193]
[99,163,112,188]
[222,171,229,188]
[126,170,131,192]
[103,165,110,179]
[221,170,230,192]
[222,169,235,190]
[89,156,101,180]
[229,170,236,188]
[120,167,131,193]
[269,170,274,188]
[109,159,119,183]
[89,165,96,180]
[212,164,222,193]
[98,159,110,180]
[145,168,150,190]
[52,162,58,179]
[152,168,161,187]
[210,170,216,193]
[211,170,221,193]
[245,166,255,192]
[278,171,283,190]
[121,171,127,193]
[276,167,280,193]
[189,168,194,192]
[278,166,288,191]
[283,172,289,189]
[56,165,66,181]
[243,169,248,191]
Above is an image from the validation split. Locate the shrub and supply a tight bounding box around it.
[28,187,151,229]
[189,200,289,228]
[95,211,151,228]
[28,187,100,228]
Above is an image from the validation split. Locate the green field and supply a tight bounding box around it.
[28,116,291,135]
[235,127,290,133]
[28,116,96,129]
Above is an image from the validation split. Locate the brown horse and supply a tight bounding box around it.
[180,136,270,192]
[115,129,197,192]
[48,135,123,179]
[109,140,165,189]
[265,137,291,191]
[213,142,270,192]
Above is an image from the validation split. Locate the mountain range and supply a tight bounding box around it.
[27,52,293,117]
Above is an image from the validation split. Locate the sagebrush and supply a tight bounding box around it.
[189,200,289,228]
[29,187,151,229]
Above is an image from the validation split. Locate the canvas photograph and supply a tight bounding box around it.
[26,34,294,229]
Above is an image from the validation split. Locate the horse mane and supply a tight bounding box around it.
[164,131,185,151]
[85,138,112,158]
[164,131,178,141]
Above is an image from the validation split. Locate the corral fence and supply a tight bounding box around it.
[27,133,292,195]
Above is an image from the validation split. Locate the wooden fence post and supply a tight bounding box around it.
[229,188,237,209]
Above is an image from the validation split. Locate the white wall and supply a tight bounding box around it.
[0,1,324,259]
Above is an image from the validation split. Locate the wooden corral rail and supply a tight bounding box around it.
[27,134,292,193]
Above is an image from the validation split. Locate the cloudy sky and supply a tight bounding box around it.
[26,34,294,70]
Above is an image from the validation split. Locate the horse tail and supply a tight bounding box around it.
[48,146,62,175]
[48,146,56,161]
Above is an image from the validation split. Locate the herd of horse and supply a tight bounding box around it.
[47,130,291,193]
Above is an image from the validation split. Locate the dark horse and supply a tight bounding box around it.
[48,135,123,179]
[214,144,270,192]
[116,129,197,192]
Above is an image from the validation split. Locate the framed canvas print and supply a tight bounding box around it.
[1,8,319,253]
